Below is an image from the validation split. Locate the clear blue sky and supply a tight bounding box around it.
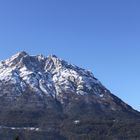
[0,0,140,111]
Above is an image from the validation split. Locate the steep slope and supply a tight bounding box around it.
[0,51,139,140]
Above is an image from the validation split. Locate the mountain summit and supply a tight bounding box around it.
[0,52,140,140]
[0,52,137,112]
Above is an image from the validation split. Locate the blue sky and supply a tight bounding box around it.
[0,0,140,110]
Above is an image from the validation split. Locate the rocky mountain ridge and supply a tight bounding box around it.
[0,51,136,113]
[0,51,139,140]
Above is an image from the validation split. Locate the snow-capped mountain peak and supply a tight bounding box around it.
[0,52,139,140]
[0,52,103,100]
[0,52,136,114]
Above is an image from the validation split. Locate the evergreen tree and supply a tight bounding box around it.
[14,136,19,140]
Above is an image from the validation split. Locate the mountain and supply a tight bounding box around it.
[0,51,140,140]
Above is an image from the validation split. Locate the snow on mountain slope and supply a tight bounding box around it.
[0,51,137,114]
[0,51,139,140]
[0,52,104,97]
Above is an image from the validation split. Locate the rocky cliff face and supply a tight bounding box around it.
[0,51,139,140]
